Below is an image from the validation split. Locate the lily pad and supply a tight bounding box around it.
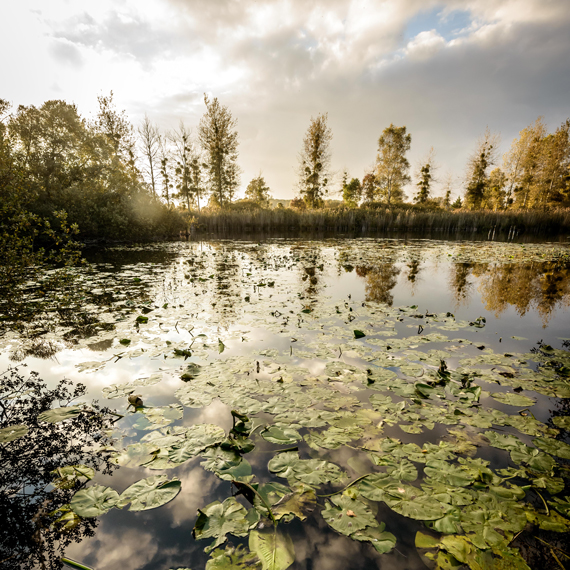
[249,530,295,570]
[193,497,250,552]
[118,475,181,511]
[0,423,28,443]
[70,485,120,517]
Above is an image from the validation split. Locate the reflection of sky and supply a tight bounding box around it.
[4,239,570,569]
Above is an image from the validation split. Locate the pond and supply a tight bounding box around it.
[2,237,570,570]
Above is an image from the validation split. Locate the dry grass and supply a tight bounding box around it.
[184,207,570,237]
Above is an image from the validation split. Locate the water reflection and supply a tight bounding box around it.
[0,368,116,570]
[355,263,401,306]
[476,260,570,326]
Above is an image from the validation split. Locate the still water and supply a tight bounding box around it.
[2,237,570,570]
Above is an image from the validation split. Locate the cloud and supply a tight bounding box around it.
[3,0,569,198]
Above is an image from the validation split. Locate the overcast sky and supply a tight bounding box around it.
[2,0,569,199]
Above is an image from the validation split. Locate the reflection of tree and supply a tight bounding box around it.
[405,257,423,295]
[356,263,401,306]
[477,260,570,326]
[0,368,116,569]
[449,263,475,306]
[297,247,325,301]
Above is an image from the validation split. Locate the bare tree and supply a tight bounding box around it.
[137,114,160,196]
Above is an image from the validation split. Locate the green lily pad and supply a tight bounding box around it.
[322,494,378,535]
[0,423,28,443]
[261,426,302,445]
[193,497,250,552]
[117,475,181,511]
[490,392,535,407]
[206,545,262,570]
[38,406,83,423]
[248,529,295,570]
[70,485,120,517]
[350,523,397,554]
[533,436,570,459]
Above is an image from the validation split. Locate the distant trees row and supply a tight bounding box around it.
[330,118,570,210]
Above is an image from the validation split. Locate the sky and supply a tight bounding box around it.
[1,0,569,200]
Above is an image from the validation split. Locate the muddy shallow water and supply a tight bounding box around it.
[3,237,570,570]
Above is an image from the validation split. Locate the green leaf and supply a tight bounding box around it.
[136,315,148,323]
[193,497,250,552]
[490,392,535,407]
[38,406,83,423]
[0,423,28,443]
[248,529,295,570]
[117,475,181,511]
[206,545,262,570]
[553,416,570,430]
[350,523,396,553]
[321,494,377,535]
[169,424,226,464]
[261,426,302,445]
[386,459,417,482]
[354,330,366,339]
[533,436,570,459]
[271,483,316,522]
[70,485,120,517]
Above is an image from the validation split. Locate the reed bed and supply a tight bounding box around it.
[187,207,570,238]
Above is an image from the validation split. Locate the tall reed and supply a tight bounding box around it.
[184,207,570,237]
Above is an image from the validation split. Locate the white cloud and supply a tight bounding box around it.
[1,0,569,198]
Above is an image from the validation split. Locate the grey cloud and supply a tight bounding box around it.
[49,39,83,68]
[52,10,191,67]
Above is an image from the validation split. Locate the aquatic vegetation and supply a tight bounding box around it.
[3,239,570,569]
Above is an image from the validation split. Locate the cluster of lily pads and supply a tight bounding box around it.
[5,239,570,569]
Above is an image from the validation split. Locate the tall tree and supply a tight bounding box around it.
[503,118,546,208]
[484,167,507,210]
[297,113,332,208]
[169,122,193,210]
[536,119,570,206]
[414,147,436,204]
[245,174,271,206]
[361,172,376,203]
[94,91,136,168]
[137,114,160,197]
[374,124,411,204]
[342,177,362,207]
[198,95,239,208]
[464,128,500,210]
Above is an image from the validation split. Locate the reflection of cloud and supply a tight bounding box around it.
[66,526,158,570]
[168,463,220,526]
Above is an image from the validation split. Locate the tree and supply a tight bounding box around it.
[169,122,193,210]
[342,177,362,207]
[158,135,173,207]
[414,147,436,204]
[298,113,332,208]
[503,117,547,207]
[245,174,271,206]
[441,172,454,209]
[535,120,570,206]
[137,114,160,196]
[484,167,507,210]
[361,172,376,203]
[374,124,412,205]
[198,95,239,208]
[94,91,136,168]
[464,128,500,209]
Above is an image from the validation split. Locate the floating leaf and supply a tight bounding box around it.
[70,485,120,517]
[261,426,302,445]
[206,545,262,570]
[0,423,28,443]
[38,406,82,423]
[118,475,181,511]
[350,523,397,554]
[354,330,366,339]
[490,392,535,407]
[249,529,295,570]
[194,497,250,552]
[322,493,378,535]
